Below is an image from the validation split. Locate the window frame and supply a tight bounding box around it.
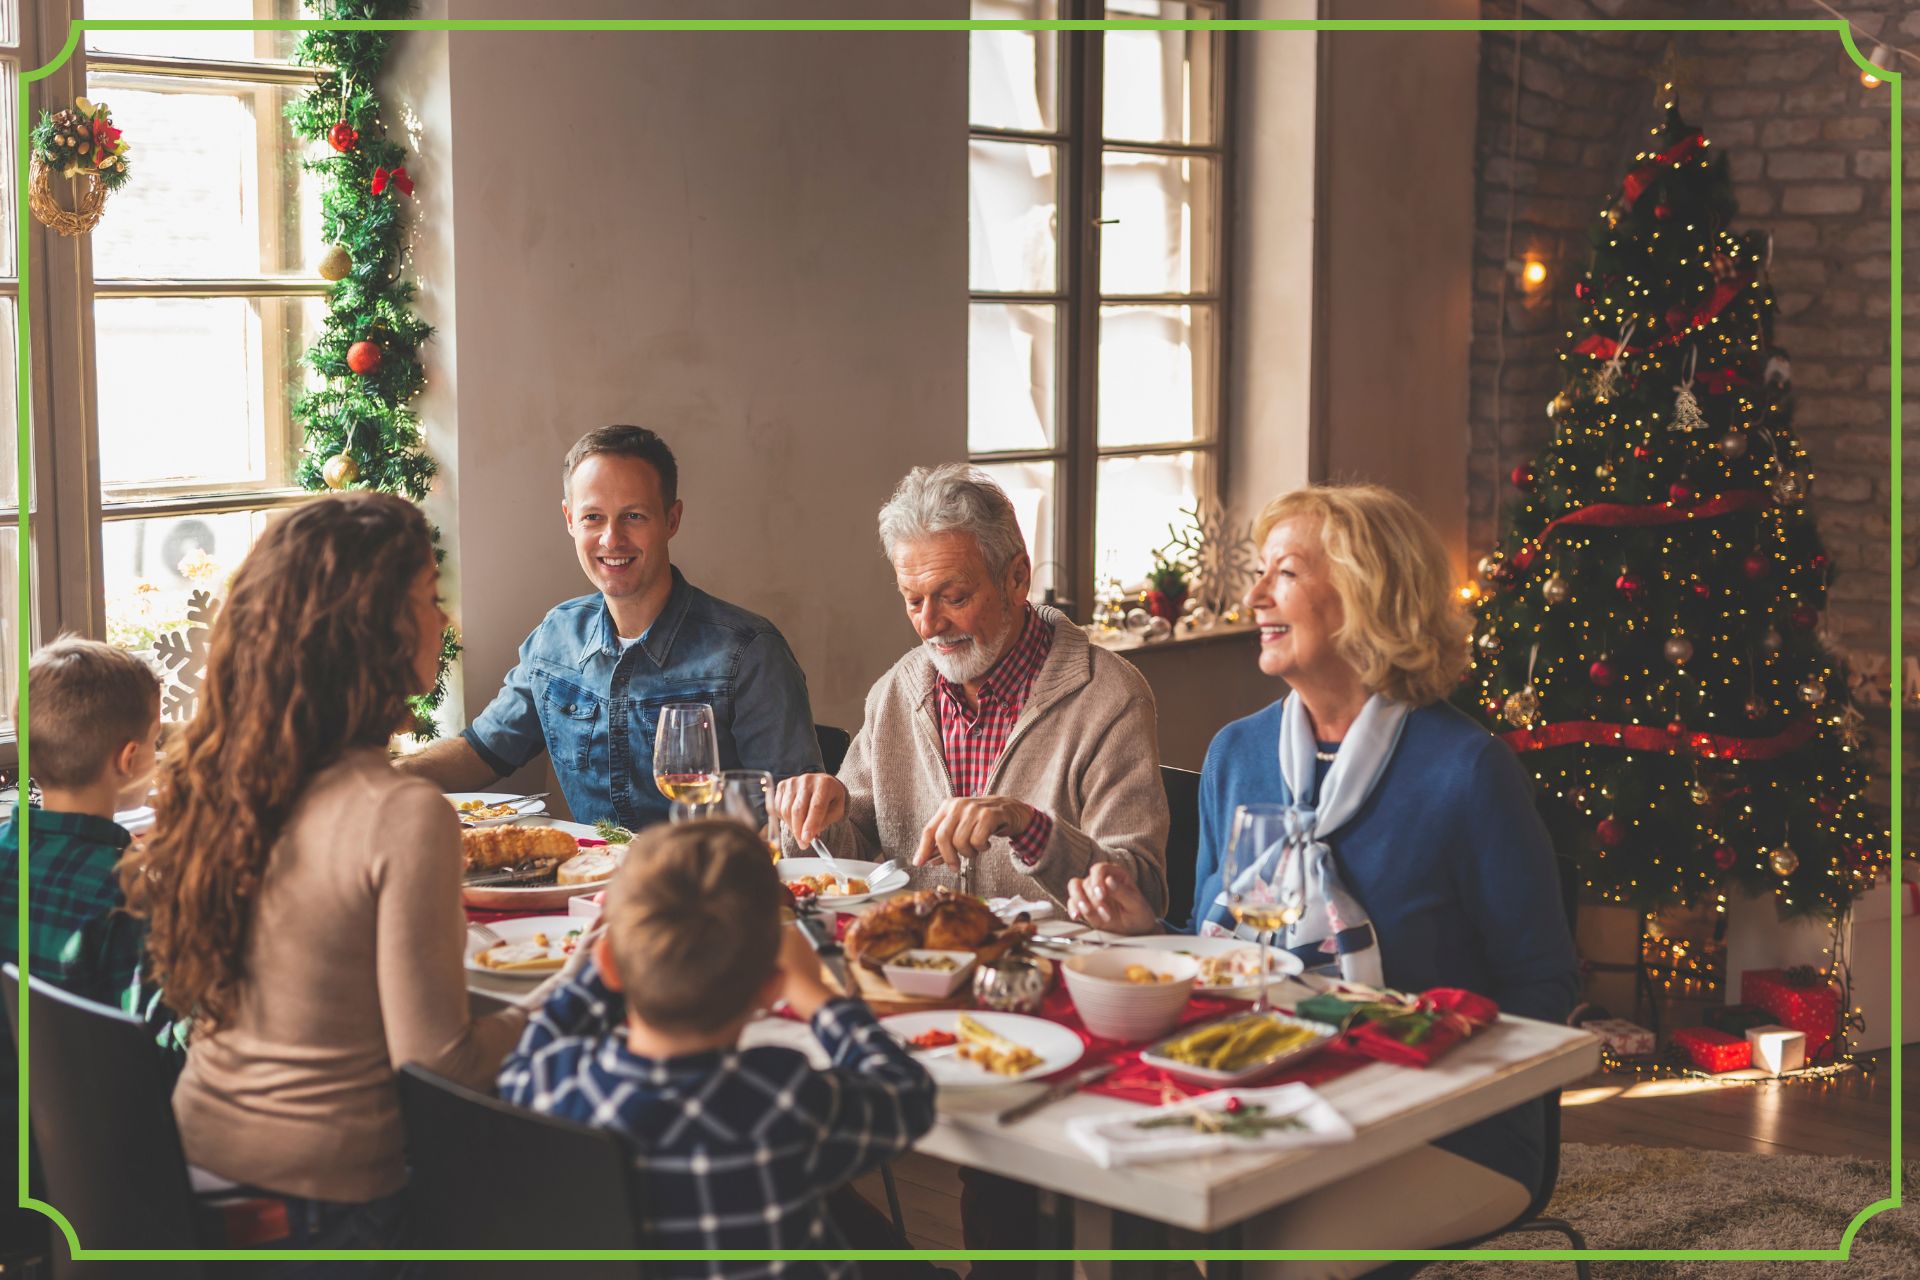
[967,0,1233,618]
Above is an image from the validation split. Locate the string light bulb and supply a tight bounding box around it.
[1511,256,1549,292]
[1860,46,1890,89]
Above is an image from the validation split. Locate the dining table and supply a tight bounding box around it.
[463,867,1601,1277]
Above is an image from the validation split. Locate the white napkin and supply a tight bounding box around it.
[988,895,1057,922]
[1066,1084,1354,1168]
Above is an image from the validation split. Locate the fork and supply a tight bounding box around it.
[467,923,505,950]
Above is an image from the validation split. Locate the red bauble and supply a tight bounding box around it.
[346,340,382,375]
[1666,719,1687,737]
[1712,844,1738,870]
[1791,606,1819,630]
[1691,581,1712,600]
[1668,482,1696,506]
[1742,553,1769,580]
[1511,463,1535,491]
[1595,818,1625,847]
[1574,280,1592,300]
[1811,552,1829,571]
[1654,203,1673,220]
[1589,659,1618,687]
[327,120,358,152]
[1633,444,1652,460]
[1615,572,1645,598]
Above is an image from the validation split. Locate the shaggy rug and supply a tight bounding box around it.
[1423,1143,1920,1278]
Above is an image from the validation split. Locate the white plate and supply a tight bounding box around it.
[461,818,617,910]
[1122,934,1302,996]
[446,791,549,826]
[879,1010,1084,1089]
[464,915,590,978]
[778,857,909,907]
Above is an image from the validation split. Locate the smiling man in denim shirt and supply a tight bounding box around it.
[398,426,821,828]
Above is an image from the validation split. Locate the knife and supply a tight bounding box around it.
[794,907,857,1001]
[993,1060,1118,1126]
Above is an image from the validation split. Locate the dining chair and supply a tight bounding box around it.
[814,723,853,775]
[396,1063,644,1273]
[1160,765,1203,931]
[1360,1090,1589,1279]
[1,965,206,1277]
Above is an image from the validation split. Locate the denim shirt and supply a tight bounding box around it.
[464,568,822,829]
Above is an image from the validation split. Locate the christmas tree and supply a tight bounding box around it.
[1459,106,1886,921]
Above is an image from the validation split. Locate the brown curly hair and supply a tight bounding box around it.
[121,493,436,1030]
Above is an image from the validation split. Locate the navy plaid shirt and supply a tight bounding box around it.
[0,805,144,1010]
[497,959,935,1278]
[935,602,1056,864]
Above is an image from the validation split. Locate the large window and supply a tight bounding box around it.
[1,0,22,734]
[16,1,318,727]
[968,0,1227,614]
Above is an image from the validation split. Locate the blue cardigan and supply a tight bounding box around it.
[1191,699,1580,1196]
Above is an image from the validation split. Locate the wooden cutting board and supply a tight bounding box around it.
[824,955,1057,1016]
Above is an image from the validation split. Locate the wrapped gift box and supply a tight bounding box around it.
[1742,968,1840,1059]
[1746,1024,1807,1075]
[1703,1003,1775,1036]
[1673,1025,1751,1073]
[1583,1017,1654,1057]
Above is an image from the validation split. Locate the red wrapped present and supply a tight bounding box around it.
[1741,966,1839,1058]
[1672,1025,1750,1073]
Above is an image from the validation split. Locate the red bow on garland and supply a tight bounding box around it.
[1620,131,1708,206]
[371,165,413,197]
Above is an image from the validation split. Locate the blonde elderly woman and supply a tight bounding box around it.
[1068,484,1579,1272]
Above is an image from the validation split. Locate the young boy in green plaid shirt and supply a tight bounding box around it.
[1,637,162,1010]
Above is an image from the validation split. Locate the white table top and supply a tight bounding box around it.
[740,972,1598,1233]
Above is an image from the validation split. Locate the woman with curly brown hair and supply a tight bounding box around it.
[123,492,547,1264]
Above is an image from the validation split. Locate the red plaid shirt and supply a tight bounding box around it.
[934,604,1055,864]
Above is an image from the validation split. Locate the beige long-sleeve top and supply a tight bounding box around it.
[173,747,527,1202]
[804,608,1171,914]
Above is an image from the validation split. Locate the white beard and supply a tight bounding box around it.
[924,611,1017,685]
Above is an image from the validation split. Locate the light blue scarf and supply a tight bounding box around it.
[1208,692,1408,984]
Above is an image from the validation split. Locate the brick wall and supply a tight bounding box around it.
[1467,0,1917,682]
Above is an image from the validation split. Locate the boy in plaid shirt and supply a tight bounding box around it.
[1,637,161,1009]
[498,819,936,1278]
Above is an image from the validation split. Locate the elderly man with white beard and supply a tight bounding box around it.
[773,463,1170,912]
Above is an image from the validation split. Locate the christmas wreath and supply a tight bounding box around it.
[28,96,131,235]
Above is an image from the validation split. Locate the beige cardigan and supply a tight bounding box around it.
[809,608,1170,913]
[172,748,528,1202]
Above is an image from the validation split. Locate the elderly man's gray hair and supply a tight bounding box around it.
[876,463,1029,578]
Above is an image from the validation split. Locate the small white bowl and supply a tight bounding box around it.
[882,949,977,999]
[1062,948,1199,1042]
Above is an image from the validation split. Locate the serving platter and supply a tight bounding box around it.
[879,1010,1084,1089]
[446,790,549,826]
[461,817,620,910]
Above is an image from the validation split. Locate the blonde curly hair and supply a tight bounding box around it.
[1253,485,1471,707]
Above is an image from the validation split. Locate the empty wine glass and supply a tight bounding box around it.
[1221,803,1305,1014]
[653,703,720,822]
[719,769,779,860]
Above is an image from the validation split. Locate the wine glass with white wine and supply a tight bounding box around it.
[653,703,721,822]
[1221,803,1304,1014]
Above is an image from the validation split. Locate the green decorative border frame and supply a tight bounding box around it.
[11,13,1903,1267]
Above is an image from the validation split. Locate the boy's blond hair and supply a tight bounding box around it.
[603,819,786,1033]
[22,636,162,789]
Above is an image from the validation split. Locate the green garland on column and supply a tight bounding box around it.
[287,1,452,737]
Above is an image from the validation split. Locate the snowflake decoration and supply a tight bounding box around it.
[1162,496,1257,614]
[151,589,218,720]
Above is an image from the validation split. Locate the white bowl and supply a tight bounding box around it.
[1062,948,1199,1042]
[881,949,977,999]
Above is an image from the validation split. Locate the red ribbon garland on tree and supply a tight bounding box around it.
[1572,277,1748,360]
[1500,717,1817,761]
[1620,131,1708,206]
[1536,489,1773,541]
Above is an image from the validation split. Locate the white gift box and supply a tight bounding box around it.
[1746,1024,1807,1075]
[568,890,606,921]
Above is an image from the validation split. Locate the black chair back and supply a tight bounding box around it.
[1160,765,1202,929]
[2,965,205,1275]
[397,1063,642,1270]
[815,724,853,775]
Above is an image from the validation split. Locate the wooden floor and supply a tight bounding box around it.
[854,1044,1917,1253]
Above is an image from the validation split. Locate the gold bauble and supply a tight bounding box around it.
[1799,679,1827,707]
[1477,554,1501,582]
[1769,845,1799,877]
[1503,684,1540,729]
[1771,470,1807,503]
[1542,574,1572,606]
[1477,630,1503,656]
[1663,635,1694,665]
[317,244,353,281]
[1717,430,1748,460]
[321,452,359,490]
[1595,462,1614,479]
[1689,782,1711,806]
[1760,627,1784,654]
